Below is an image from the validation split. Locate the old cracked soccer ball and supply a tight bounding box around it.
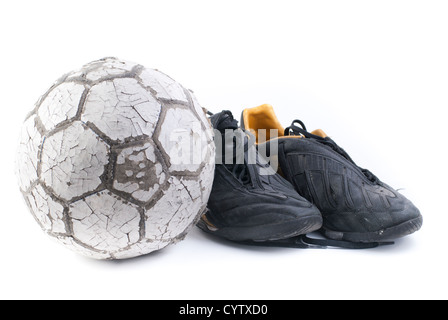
[16,57,215,260]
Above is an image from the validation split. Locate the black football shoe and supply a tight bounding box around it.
[241,104,422,243]
[197,110,322,242]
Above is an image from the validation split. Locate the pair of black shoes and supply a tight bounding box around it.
[198,105,422,248]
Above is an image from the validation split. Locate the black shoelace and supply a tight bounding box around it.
[284,120,379,184]
[237,235,394,249]
[210,110,255,186]
[226,138,255,186]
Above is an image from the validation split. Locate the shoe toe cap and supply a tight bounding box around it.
[396,201,421,222]
[206,198,323,241]
[228,200,322,227]
[232,202,323,241]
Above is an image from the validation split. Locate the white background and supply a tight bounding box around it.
[1,0,447,300]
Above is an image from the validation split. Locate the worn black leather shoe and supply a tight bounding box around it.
[241,104,423,243]
[197,110,322,242]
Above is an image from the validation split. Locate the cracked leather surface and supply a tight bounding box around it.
[16,58,215,259]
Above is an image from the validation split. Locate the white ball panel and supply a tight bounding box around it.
[38,82,85,132]
[16,115,42,191]
[27,184,66,234]
[111,241,170,260]
[157,108,208,174]
[82,78,161,141]
[145,176,203,241]
[139,68,188,102]
[198,154,215,204]
[84,58,137,82]
[40,122,109,201]
[55,236,111,260]
[70,192,141,252]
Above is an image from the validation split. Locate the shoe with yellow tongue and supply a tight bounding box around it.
[241,104,423,244]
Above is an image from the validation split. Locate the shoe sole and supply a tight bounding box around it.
[322,215,423,243]
[197,213,323,242]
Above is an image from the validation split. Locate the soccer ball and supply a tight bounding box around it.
[16,58,215,260]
